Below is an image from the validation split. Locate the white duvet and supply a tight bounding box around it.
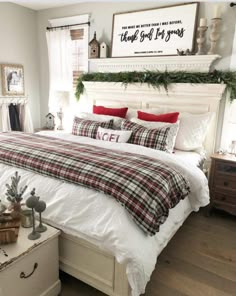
[0,132,209,296]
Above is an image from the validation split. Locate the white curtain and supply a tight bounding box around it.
[0,102,33,133]
[0,104,11,132]
[19,103,34,133]
[46,29,73,113]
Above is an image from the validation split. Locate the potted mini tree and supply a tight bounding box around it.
[5,172,27,220]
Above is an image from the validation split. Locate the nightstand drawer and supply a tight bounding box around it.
[215,161,236,176]
[214,175,236,191]
[213,192,236,205]
[0,234,60,296]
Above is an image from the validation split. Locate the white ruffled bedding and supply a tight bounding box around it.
[0,132,209,296]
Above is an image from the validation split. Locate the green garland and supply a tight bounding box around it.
[75,70,236,102]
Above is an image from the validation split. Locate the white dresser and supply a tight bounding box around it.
[0,225,61,296]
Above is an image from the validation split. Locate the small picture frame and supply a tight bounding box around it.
[1,64,25,96]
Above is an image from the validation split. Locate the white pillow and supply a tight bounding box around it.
[96,127,132,143]
[78,112,122,129]
[175,112,214,151]
[130,118,179,153]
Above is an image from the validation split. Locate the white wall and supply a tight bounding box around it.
[36,1,236,126]
[0,2,41,128]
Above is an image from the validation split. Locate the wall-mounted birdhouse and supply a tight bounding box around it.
[100,42,109,58]
[89,32,100,59]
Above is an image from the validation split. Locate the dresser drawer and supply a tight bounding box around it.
[215,161,236,176]
[0,236,60,296]
[213,192,236,205]
[214,175,236,191]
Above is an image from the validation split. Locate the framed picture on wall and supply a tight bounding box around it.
[1,64,25,96]
[111,2,199,57]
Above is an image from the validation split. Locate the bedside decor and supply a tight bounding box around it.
[55,90,69,130]
[89,32,100,58]
[196,18,208,55]
[0,215,21,245]
[111,3,198,57]
[26,188,40,240]
[229,102,236,155]
[45,113,55,130]
[1,64,24,96]
[21,209,33,228]
[5,171,27,220]
[35,200,47,233]
[0,200,7,217]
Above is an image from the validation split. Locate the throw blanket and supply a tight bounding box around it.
[0,132,190,235]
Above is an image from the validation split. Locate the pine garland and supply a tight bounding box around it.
[75,70,236,102]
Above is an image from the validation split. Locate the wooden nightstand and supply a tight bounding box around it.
[209,153,236,216]
[34,127,55,133]
[0,225,61,296]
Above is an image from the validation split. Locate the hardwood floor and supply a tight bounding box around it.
[60,209,236,296]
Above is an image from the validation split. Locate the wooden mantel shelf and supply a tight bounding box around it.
[89,55,220,73]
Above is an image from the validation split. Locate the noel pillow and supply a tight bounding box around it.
[96,127,132,143]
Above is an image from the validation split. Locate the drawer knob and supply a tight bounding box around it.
[223,181,229,186]
[20,262,38,279]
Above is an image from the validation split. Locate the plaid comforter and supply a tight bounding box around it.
[0,132,190,236]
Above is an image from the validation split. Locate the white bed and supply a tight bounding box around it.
[0,132,209,296]
[0,82,226,296]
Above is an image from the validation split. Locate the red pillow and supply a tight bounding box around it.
[137,111,179,123]
[93,105,128,118]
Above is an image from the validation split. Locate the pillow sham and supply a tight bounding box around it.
[77,112,123,129]
[72,117,113,138]
[93,105,128,118]
[175,112,214,151]
[121,120,171,152]
[96,127,132,143]
[130,118,179,153]
[138,110,179,123]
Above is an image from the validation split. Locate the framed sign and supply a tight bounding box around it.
[1,64,25,96]
[111,3,199,57]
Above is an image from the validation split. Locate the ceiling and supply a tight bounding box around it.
[9,0,158,11]
[10,0,91,10]
[8,0,225,11]
[8,0,193,11]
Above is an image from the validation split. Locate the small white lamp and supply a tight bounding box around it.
[229,101,236,155]
[55,91,70,130]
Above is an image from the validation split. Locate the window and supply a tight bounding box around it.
[48,14,89,91]
[71,29,88,89]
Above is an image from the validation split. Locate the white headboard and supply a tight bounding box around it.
[83,81,226,158]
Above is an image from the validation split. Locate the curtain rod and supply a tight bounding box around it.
[46,21,90,30]
[230,2,236,7]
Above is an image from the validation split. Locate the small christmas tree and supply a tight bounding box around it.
[5,171,28,203]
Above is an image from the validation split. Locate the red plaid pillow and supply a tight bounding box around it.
[72,117,113,138]
[121,120,170,151]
